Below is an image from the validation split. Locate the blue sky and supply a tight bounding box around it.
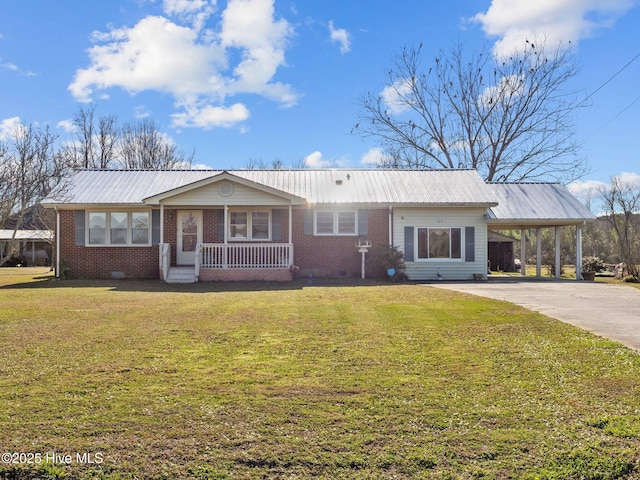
[0,0,638,197]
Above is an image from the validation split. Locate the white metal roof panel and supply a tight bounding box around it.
[234,169,496,205]
[45,170,221,205]
[44,169,497,206]
[486,183,595,224]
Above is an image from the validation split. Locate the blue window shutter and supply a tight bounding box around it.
[404,226,414,262]
[151,210,161,245]
[75,210,85,246]
[271,209,283,241]
[465,226,475,262]
[216,209,224,240]
[358,209,369,236]
[303,209,313,235]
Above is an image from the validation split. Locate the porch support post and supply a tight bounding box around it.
[555,226,561,279]
[31,241,35,264]
[223,205,228,268]
[224,205,228,244]
[536,228,542,277]
[55,207,60,278]
[520,228,526,276]
[288,203,292,244]
[576,224,583,281]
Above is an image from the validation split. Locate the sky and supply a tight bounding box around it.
[0,0,639,203]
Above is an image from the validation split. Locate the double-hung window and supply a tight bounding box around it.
[229,210,270,240]
[87,211,150,246]
[417,227,461,260]
[314,210,357,235]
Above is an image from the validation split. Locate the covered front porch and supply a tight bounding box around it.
[147,173,303,283]
[160,241,294,283]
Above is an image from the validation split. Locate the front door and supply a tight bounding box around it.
[176,210,202,265]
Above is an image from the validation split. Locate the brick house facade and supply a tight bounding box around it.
[44,169,594,282]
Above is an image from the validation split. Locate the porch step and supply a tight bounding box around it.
[165,266,197,284]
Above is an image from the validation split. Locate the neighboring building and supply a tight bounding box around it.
[42,169,594,282]
[1,207,53,266]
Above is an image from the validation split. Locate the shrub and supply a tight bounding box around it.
[582,256,605,273]
[365,244,406,279]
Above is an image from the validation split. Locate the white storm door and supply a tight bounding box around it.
[176,210,202,265]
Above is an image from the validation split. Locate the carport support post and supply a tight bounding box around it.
[536,228,542,277]
[520,228,526,276]
[555,226,561,279]
[576,224,583,281]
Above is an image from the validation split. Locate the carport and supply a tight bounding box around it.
[486,183,596,281]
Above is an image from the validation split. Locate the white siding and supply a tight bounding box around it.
[393,207,488,281]
[166,180,291,206]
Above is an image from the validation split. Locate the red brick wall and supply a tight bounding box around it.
[58,210,159,279]
[292,208,389,278]
[58,207,389,280]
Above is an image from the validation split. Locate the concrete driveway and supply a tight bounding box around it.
[429,278,640,351]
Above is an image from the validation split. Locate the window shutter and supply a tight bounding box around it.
[404,226,414,262]
[75,210,85,246]
[216,209,224,241]
[271,209,283,241]
[303,209,313,235]
[465,226,475,262]
[151,210,161,245]
[357,209,369,236]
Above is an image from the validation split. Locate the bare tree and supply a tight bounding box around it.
[68,104,119,169]
[0,124,72,264]
[598,176,640,279]
[118,118,193,169]
[354,40,587,182]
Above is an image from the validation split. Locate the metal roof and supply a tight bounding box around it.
[486,183,595,226]
[0,229,53,241]
[43,169,498,206]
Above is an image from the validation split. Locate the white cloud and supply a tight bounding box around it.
[360,147,387,166]
[304,150,331,168]
[0,117,22,141]
[380,78,413,115]
[473,0,636,56]
[568,178,607,198]
[479,74,525,107]
[162,0,215,31]
[68,0,297,129]
[617,171,640,188]
[56,119,76,133]
[329,20,350,54]
[171,102,250,128]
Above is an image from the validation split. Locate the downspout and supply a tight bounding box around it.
[160,203,164,244]
[55,207,60,279]
[388,205,393,246]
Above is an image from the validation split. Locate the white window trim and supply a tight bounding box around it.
[415,226,463,262]
[314,210,358,236]
[228,208,271,241]
[86,210,152,247]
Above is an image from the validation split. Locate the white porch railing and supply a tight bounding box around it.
[200,243,293,269]
[159,243,170,280]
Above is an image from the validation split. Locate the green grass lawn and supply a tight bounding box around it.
[2,268,640,479]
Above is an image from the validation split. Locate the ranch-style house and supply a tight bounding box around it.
[42,169,594,283]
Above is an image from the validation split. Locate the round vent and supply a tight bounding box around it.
[218,181,234,197]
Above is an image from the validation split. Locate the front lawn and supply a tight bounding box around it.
[1,269,640,479]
